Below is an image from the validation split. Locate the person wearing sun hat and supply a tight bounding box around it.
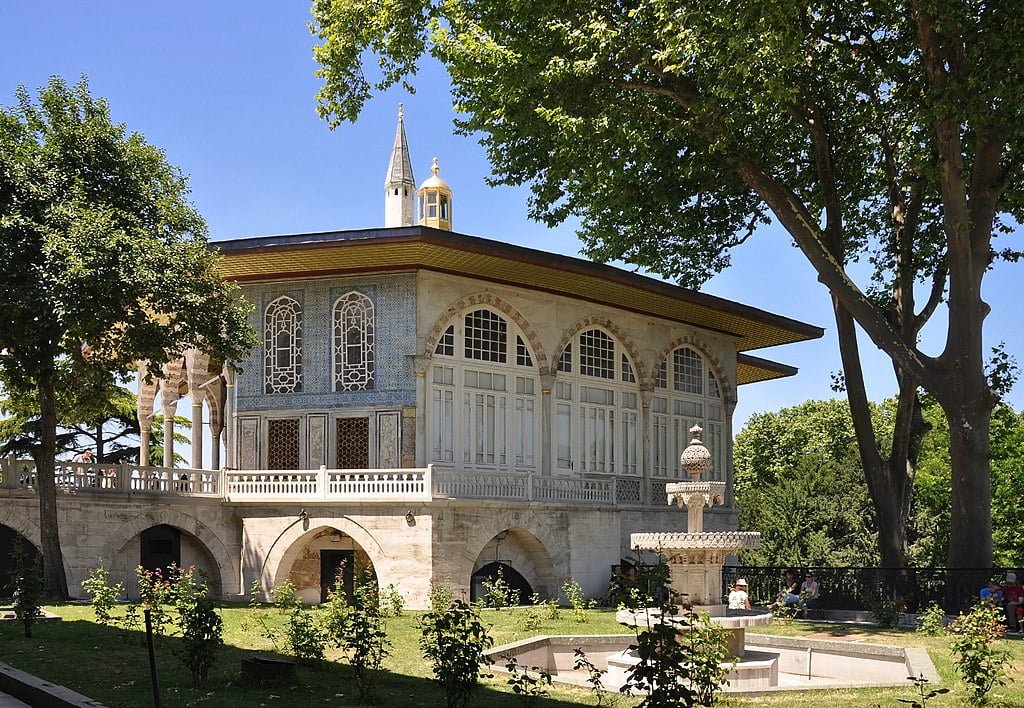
[1003,572,1024,631]
[728,578,752,610]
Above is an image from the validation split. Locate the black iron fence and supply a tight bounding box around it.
[722,566,1016,614]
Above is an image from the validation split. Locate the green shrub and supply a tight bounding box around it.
[170,566,223,687]
[284,608,326,661]
[81,566,124,626]
[573,648,608,706]
[341,580,391,704]
[318,576,351,646]
[562,579,596,623]
[8,543,43,638]
[504,656,552,705]
[379,583,405,617]
[685,612,733,706]
[429,577,456,612]
[948,603,1010,704]
[420,599,494,708]
[272,578,303,612]
[135,565,172,636]
[483,567,519,609]
[916,603,946,636]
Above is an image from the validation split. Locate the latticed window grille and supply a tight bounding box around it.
[621,354,636,383]
[579,329,615,379]
[673,347,703,394]
[333,292,375,391]
[464,309,507,362]
[264,297,302,394]
[267,418,300,469]
[516,335,533,367]
[336,417,369,469]
[435,325,455,356]
[558,343,572,372]
[653,346,726,480]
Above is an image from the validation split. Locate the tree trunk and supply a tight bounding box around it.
[833,299,911,568]
[34,377,69,599]
[944,395,993,569]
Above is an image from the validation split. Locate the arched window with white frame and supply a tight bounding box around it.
[428,308,540,472]
[651,346,726,480]
[333,291,374,391]
[264,296,302,394]
[554,328,640,476]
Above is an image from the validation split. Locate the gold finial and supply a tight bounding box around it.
[398,103,404,121]
[431,157,440,176]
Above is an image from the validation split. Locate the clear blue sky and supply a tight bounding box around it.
[2,1,1020,431]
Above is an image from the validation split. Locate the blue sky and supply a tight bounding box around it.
[2,1,1020,431]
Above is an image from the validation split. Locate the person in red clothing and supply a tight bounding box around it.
[1001,572,1024,631]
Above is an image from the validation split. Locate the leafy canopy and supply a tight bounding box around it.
[0,76,254,394]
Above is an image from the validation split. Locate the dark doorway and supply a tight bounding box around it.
[320,549,354,603]
[0,526,41,597]
[140,525,181,577]
[470,562,533,604]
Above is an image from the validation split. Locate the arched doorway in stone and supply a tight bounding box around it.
[469,527,556,604]
[110,524,222,597]
[275,526,379,604]
[0,525,41,594]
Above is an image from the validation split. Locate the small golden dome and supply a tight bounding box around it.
[418,157,450,191]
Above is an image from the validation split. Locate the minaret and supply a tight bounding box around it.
[417,157,453,231]
[384,104,415,227]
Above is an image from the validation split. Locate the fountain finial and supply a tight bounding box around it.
[679,424,712,482]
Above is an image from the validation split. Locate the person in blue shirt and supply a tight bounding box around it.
[980,579,1003,602]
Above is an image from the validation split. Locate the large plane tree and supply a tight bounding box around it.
[0,78,255,598]
[311,0,1023,568]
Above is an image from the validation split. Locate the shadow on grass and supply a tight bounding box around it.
[0,604,611,708]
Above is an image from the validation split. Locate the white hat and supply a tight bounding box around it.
[1008,572,1018,583]
[735,578,748,587]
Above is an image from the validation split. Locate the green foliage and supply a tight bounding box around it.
[868,597,904,629]
[897,674,950,707]
[562,579,596,623]
[271,579,303,612]
[419,599,494,708]
[379,583,405,618]
[317,576,351,646]
[504,656,552,705]
[284,607,326,661]
[8,542,43,638]
[621,610,695,707]
[340,579,392,704]
[169,565,223,687]
[916,603,947,637]
[948,603,1010,704]
[80,566,123,626]
[429,577,455,612]
[572,647,608,706]
[684,612,733,706]
[483,568,519,609]
[135,565,172,636]
[0,76,256,597]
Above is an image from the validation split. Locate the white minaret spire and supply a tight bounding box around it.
[384,103,415,227]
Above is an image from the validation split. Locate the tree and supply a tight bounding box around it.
[312,0,1024,568]
[0,78,255,598]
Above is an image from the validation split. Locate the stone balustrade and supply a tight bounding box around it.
[0,456,658,506]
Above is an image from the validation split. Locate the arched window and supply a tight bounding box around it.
[554,328,640,476]
[333,292,375,391]
[429,308,539,472]
[264,296,302,394]
[651,346,726,480]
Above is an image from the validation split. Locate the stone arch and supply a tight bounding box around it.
[463,525,558,598]
[653,334,736,411]
[264,516,387,592]
[0,503,93,585]
[553,316,648,384]
[100,508,235,593]
[423,293,549,372]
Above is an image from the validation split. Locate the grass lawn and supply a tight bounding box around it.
[1,604,1023,706]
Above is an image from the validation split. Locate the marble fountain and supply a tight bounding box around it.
[488,426,938,694]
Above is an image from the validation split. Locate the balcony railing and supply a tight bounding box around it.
[0,456,658,507]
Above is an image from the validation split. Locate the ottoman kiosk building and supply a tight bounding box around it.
[0,112,821,607]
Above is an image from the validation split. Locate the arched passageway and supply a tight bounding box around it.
[470,527,556,603]
[110,523,222,597]
[0,525,41,595]
[275,526,379,604]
